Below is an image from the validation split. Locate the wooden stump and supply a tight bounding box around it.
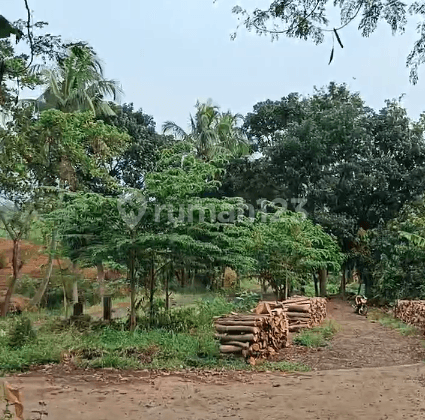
[73,302,83,316]
[103,296,112,321]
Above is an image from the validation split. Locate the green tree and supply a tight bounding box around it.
[250,209,344,298]
[223,83,425,295]
[98,103,174,190]
[163,99,250,160]
[33,45,121,116]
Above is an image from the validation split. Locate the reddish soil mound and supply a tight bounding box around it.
[0,238,99,297]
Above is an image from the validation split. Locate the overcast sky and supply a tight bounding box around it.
[3,1,425,131]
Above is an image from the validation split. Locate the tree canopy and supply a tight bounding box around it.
[230,0,425,83]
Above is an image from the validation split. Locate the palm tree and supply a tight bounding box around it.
[31,45,121,116]
[162,99,250,160]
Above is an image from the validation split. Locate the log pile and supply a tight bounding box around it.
[394,300,425,330]
[254,297,327,332]
[214,304,289,357]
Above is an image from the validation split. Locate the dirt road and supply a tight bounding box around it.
[4,299,425,420]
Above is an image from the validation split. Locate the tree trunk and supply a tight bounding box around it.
[284,271,288,300]
[149,255,155,324]
[97,261,105,300]
[318,269,327,297]
[129,249,136,331]
[313,272,319,297]
[63,284,69,319]
[340,264,346,299]
[30,230,57,307]
[2,238,21,316]
[165,266,170,311]
[72,280,78,304]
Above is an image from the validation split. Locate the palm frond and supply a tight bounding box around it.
[162,121,188,139]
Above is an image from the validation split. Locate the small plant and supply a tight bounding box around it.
[293,320,340,348]
[8,317,36,349]
[1,402,14,420]
[14,276,39,298]
[233,290,261,311]
[369,311,419,336]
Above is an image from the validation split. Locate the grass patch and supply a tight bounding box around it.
[0,296,311,375]
[368,310,419,336]
[293,320,340,348]
[0,296,265,374]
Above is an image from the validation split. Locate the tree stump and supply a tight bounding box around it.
[73,302,83,316]
[103,296,112,322]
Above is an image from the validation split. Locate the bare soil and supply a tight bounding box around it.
[275,298,425,370]
[4,298,425,419]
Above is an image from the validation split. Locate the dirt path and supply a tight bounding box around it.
[5,364,425,419]
[276,298,425,370]
[4,299,425,419]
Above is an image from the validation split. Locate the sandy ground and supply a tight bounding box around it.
[4,299,425,420]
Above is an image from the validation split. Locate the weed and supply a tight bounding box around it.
[368,311,419,336]
[8,317,36,349]
[293,320,340,348]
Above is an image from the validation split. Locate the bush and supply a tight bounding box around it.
[232,290,261,311]
[14,275,39,297]
[8,317,36,348]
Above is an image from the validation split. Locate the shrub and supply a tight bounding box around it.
[14,276,39,297]
[8,317,36,349]
[232,290,261,311]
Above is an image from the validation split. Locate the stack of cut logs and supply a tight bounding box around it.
[254,297,327,333]
[214,302,289,357]
[394,300,425,330]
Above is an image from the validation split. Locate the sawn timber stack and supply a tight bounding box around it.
[254,297,327,332]
[394,300,425,330]
[215,304,289,357]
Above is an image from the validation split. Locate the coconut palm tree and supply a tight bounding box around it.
[31,45,121,116]
[162,99,250,160]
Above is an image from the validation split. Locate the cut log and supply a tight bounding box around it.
[284,304,311,313]
[215,325,260,333]
[220,345,243,353]
[215,333,256,342]
[286,312,311,319]
[225,341,250,348]
[215,320,260,327]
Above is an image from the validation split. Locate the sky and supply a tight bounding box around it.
[3,0,425,131]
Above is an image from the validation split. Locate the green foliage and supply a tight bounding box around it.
[7,317,36,349]
[0,295,262,372]
[232,290,261,310]
[365,199,425,301]
[293,320,340,348]
[162,99,250,160]
[251,210,344,297]
[14,276,39,298]
[99,103,173,190]
[226,84,425,251]
[369,311,419,336]
[34,44,121,116]
[231,1,425,83]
